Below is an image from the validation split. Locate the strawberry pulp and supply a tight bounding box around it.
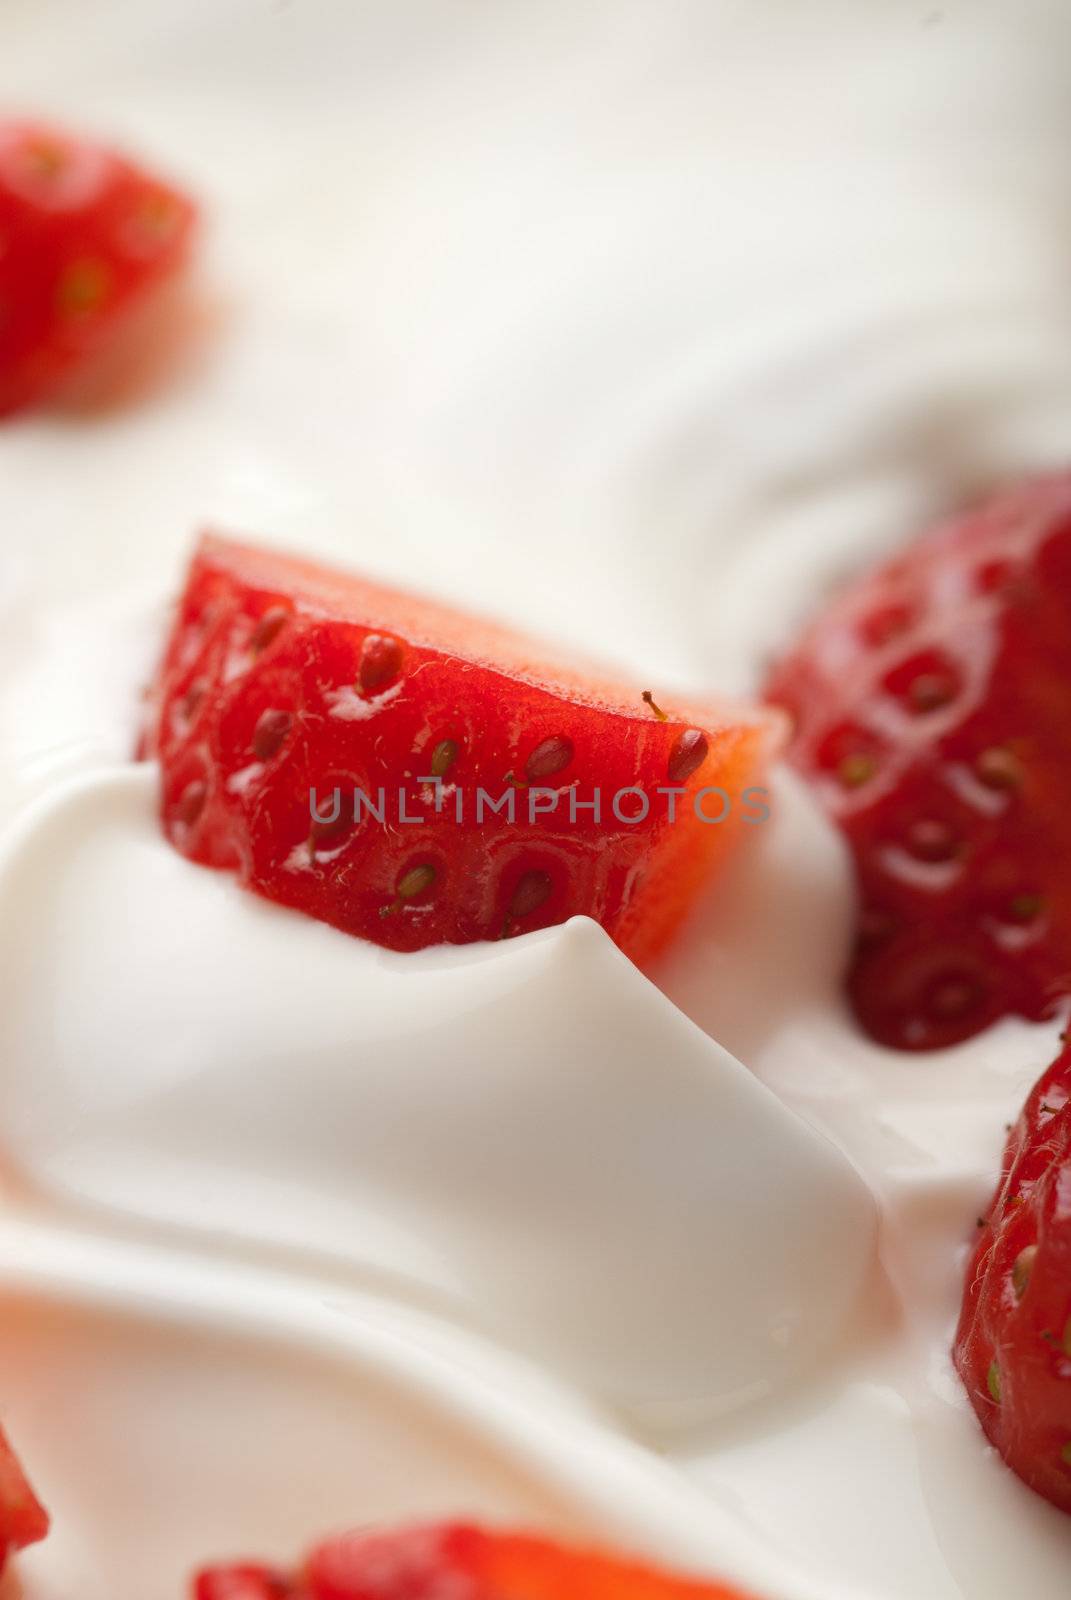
[0,1423,49,1572]
[143,535,774,963]
[195,1521,760,1600]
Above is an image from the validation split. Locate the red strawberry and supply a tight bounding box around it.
[193,1565,294,1600]
[765,474,1071,1050]
[142,535,774,963]
[197,1523,757,1600]
[0,1422,49,1565]
[953,1039,1071,1513]
[0,120,196,415]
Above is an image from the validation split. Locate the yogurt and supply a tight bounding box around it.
[3,3,1071,1597]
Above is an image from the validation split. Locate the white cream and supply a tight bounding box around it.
[5,3,1071,1598]
[0,764,877,1427]
[654,776,1071,1598]
[0,1218,836,1600]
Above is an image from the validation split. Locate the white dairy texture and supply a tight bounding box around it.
[4,3,1071,1598]
[1,1218,848,1600]
[0,764,877,1426]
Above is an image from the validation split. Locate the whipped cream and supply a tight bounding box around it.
[4,4,1071,1599]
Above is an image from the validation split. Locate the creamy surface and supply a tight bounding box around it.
[4,3,1071,1597]
[0,765,877,1429]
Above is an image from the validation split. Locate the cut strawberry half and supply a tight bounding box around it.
[194,1522,759,1600]
[766,474,1071,1050]
[142,535,775,963]
[0,1423,49,1568]
[953,1039,1071,1514]
[0,119,196,415]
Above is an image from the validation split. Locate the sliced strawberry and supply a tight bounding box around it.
[0,119,196,415]
[199,1522,758,1600]
[193,1564,295,1600]
[0,1423,49,1559]
[953,1039,1071,1513]
[765,474,1071,1049]
[304,1524,462,1600]
[470,1529,756,1600]
[142,535,774,963]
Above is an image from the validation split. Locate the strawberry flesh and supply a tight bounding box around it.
[193,1566,294,1600]
[196,1522,758,1600]
[953,1039,1071,1514]
[0,1423,49,1568]
[0,120,196,415]
[766,475,1071,1049]
[143,535,773,963]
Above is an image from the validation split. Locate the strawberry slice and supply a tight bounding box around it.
[0,119,196,415]
[195,1523,759,1600]
[193,1566,293,1600]
[142,535,773,963]
[0,1422,49,1566]
[766,474,1071,1050]
[953,1039,1071,1514]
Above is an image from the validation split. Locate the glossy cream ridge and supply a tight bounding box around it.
[5,4,1071,1598]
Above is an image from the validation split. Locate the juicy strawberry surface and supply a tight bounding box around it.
[195,1522,758,1600]
[143,535,773,963]
[0,119,195,415]
[194,1565,293,1600]
[766,474,1071,1050]
[0,1422,49,1568]
[953,1040,1071,1513]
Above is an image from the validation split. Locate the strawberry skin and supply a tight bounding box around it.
[953,1040,1071,1514]
[143,535,773,963]
[0,120,195,415]
[193,1566,293,1600]
[196,1523,757,1600]
[0,1423,49,1567]
[766,474,1071,1050]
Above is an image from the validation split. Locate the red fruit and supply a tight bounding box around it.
[304,1524,471,1600]
[193,1564,295,1600]
[200,1522,756,1600]
[765,474,1071,1050]
[470,1530,756,1600]
[0,1423,49,1561]
[142,535,774,963]
[953,1039,1071,1513]
[0,120,196,415]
